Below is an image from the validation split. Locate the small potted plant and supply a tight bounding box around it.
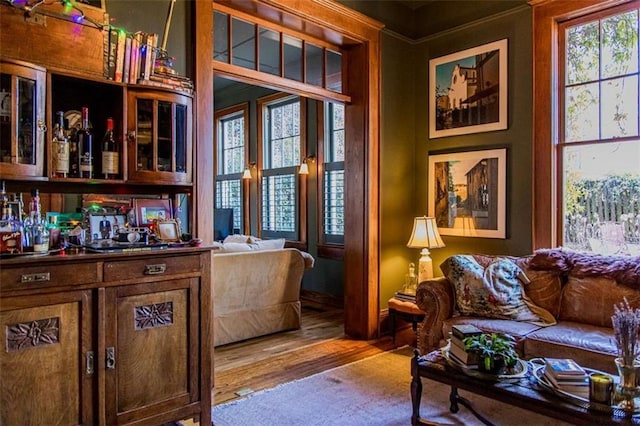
[463,332,519,374]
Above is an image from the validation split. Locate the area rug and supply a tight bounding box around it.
[212,346,572,425]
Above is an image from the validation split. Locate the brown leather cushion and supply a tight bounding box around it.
[524,321,617,374]
[559,276,640,328]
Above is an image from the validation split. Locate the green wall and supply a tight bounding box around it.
[378,6,534,307]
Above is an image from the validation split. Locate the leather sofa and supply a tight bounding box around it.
[416,249,640,374]
[212,247,314,346]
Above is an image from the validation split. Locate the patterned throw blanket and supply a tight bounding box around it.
[529,248,640,288]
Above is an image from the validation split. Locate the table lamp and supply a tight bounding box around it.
[406,216,445,283]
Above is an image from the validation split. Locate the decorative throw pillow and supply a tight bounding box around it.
[253,238,285,250]
[440,255,556,326]
[217,242,255,253]
[223,234,253,244]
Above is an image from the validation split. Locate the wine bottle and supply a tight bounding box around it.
[77,107,93,179]
[101,117,119,179]
[51,111,70,178]
[68,118,80,178]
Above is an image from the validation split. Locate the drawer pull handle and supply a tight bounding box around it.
[86,351,94,376]
[144,264,166,275]
[106,347,116,369]
[21,272,50,283]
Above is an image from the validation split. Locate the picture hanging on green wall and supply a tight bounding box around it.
[429,39,508,139]
[428,148,506,238]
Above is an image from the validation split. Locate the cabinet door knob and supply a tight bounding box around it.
[106,347,116,369]
[21,272,50,283]
[144,264,166,275]
[86,351,94,376]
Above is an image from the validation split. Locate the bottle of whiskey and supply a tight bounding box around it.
[101,117,119,179]
[52,111,70,178]
[77,107,93,179]
[0,182,22,254]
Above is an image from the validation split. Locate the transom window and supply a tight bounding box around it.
[560,4,640,255]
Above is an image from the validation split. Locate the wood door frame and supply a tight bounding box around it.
[194,0,383,339]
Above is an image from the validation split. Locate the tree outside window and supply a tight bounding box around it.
[561,6,640,255]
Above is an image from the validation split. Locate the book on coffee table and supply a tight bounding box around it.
[451,324,483,340]
[544,358,587,379]
[543,370,589,397]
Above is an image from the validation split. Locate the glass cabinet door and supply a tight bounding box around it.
[128,90,192,184]
[0,61,46,178]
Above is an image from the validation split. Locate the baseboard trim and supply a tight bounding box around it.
[301,289,344,308]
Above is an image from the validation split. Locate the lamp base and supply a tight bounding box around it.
[418,248,434,284]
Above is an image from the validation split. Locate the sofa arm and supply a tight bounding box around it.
[415,277,455,355]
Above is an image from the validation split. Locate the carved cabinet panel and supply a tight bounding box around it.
[104,278,200,425]
[0,290,94,425]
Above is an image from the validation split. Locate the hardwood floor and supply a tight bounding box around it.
[213,301,400,405]
[181,301,414,424]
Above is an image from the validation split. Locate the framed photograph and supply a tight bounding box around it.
[134,198,173,227]
[156,219,181,242]
[428,148,507,238]
[429,39,508,138]
[88,213,126,241]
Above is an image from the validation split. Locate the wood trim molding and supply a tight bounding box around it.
[194,1,214,245]
[204,0,382,340]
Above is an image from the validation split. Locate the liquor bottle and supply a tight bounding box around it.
[101,117,119,179]
[0,183,22,254]
[52,111,70,178]
[23,188,49,253]
[77,106,93,179]
[68,118,80,178]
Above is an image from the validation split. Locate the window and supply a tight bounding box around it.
[259,94,305,241]
[213,9,348,98]
[322,102,345,245]
[214,104,248,234]
[559,4,640,256]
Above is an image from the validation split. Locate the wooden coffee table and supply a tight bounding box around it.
[411,349,639,425]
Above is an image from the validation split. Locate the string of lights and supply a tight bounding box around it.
[1,0,107,30]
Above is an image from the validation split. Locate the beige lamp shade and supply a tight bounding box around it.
[407,216,445,283]
[299,161,309,175]
[407,216,445,249]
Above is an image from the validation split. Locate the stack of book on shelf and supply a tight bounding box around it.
[102,28,193,95]
[393,291,416,302]
[543,358,589,397]
[448,324,482,366]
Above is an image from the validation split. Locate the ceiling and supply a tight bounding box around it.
[396,0,433,10]
[337,0,528,39]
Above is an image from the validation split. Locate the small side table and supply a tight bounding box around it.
[388,297,426,346]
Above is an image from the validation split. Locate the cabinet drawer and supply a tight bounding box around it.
[103,255,201,281]
[0,262,98,291]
